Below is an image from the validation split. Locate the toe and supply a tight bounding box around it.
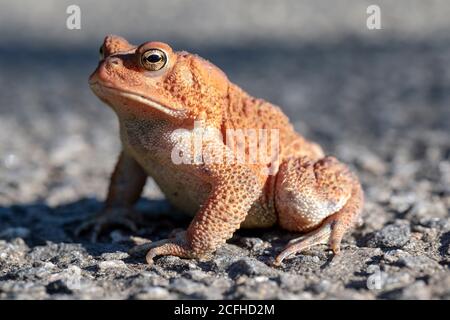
[128,239,171,256]
[274,223,332,266]
[144,240,191,266]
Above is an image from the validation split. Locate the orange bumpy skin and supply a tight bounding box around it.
[84,35,364,265]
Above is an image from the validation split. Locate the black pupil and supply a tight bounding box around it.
[147,53,162,63]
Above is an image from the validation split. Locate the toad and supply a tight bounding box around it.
[82,35,364,266]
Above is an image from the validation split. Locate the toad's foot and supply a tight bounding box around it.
[74,208,142,242]
[274,213,339,266]
[274,156,364,266]
[129,231,206,266]
[274,191,363,266]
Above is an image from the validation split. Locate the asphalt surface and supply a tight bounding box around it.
[0,0,449,299]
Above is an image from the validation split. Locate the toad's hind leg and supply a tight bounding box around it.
[274,156,363,265]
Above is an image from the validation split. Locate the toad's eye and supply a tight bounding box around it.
[99,45,104,60]
[140,49,167,71]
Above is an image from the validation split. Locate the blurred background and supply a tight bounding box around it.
[0,0,449,300]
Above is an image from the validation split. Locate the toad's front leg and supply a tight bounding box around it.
[132,164,263,265]
[274,156,364,265]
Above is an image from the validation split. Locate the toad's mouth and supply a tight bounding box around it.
[90,82,186,118]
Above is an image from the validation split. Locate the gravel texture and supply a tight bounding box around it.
[0,0,449,299]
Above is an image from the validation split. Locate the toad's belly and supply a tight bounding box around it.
[143,159,212,217]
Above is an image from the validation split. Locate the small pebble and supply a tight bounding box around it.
[101,252,129,260]
[98,260,129,271]
[367,223,411,248]
[134,287,169,300]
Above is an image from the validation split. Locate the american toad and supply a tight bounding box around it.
[82,35,364,266]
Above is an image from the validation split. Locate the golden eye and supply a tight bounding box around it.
[140,49,167,71]
[99,45,104,60]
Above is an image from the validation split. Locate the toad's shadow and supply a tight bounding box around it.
[0,197,192,258]
[0,197,290,265]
